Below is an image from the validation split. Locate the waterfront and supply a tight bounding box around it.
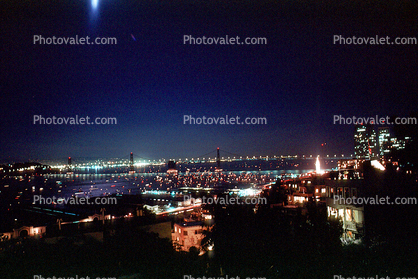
[0,168,330,202]
[0,165,333,229]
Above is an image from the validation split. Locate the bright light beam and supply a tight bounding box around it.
[92,0,99,9]
[315,156,324,175]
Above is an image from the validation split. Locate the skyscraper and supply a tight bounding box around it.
[390,137,408,151]
[378,127,391,158]
[354,124,377,160]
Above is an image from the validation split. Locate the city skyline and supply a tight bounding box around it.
[1,121,412,165]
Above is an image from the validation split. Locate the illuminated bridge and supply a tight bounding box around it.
[51,150,353,172]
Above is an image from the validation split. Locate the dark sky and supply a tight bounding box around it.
[1,0,418,163]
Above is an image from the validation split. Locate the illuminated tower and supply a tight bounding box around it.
[129,152,135,174]
[167,160,178,175]
[354,124,377,160]
[215,147,222,172]
[315,156,324,175]
[378,127,391,158]
[67,157,74,174]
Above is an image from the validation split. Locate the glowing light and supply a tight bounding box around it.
[92,0,98,9]
[315,157,324,174]
[371,160,385,171]
[238,188,261,197]
[134,162,149,167]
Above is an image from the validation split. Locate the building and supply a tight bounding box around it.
[172,221,205,253]
[288,192,311,205]
[390,136,409,151]
[377,127,412,161]
[359,125,413,161]
[167,160,178,175]
[354,124,377,160]
[295,163,365,243]
[378,127,391,158]
[281,179,313,205]
[325,180,364,243]
[1,226,47,241]
[336,159,364,179]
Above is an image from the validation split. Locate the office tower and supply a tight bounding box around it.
[354,124,377,160]
[378,127,391,158]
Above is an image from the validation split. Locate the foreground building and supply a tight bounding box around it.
[325,180,365,243]
[1,226,47,241]
[172,221,205,253]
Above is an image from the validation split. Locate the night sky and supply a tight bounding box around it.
[1,0,418,163]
